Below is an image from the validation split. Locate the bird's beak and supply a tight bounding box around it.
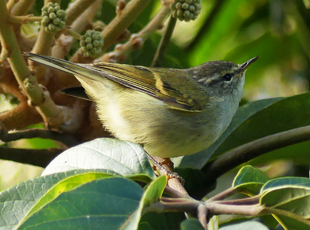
[239,56,259,73]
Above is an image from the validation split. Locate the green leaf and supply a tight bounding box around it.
[219,220,269,230]
[213,93,310,160]
[42,138,155,179]
[182,93,310,169]
[122,176,167,230]
[181,218,205,230]
[181,97,281,168]
[260,177,310,229]
[207,215,219,230]
[24,172,115,220]
[139,212,185,230]
[0,169,111,229]
[233,165,269,195]
[272,214,310,230]
[261,177,310,192]
[175,167,213,199]
[18,177,144,230]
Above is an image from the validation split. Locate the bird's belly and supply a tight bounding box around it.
[143,118,219,158]
[97,91,233,158]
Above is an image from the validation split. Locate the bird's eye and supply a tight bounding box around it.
[222,73,232,81]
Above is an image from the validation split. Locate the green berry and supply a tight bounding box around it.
[85,37,92,43]
[48,7,55,13]
[49,12,56,19]
[171,0,202,21]
[41,2,66,33]
[53,18,60,25]
[93,40,99,47]
[48,24,56,31]
[182,3,189,10]
[183,10,190,17]
[175,2,182,10]
[80,30,104,57]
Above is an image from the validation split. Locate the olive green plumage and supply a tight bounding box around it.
[25,53,257,157]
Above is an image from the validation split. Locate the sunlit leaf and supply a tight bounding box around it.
[42,138,155,179]
[233,165,269,195]
[18,177,143,230]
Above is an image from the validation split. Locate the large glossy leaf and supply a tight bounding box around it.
[17,177,144,230]
[180,97,281,168]
[42,138,155,179]
[233,165,269,195]
[181,218,204,230]
[260,177,310,229]
[181,93,310,169]
[219,220,269,230]
[24,172,115,219]
[0,169,114,230]
[213,93,310,158]
[139,212,185,230]
[123,176,166,230]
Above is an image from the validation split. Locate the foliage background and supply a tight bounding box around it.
[0,0,309,207]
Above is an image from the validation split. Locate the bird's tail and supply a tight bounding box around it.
[24,52,99,80]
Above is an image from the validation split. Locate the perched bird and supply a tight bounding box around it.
[25,53,258,158]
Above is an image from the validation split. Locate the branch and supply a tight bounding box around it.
[149,155,188,196]
[151,16,177,67]
[99,2,171,63]
[164,186,191,198]
[9,15,43,24]
[0,127,79,147]
[203,125,310,179]
[0,1,70,129]
[10,0,36,16]
[54,0,98,40]
[70,0,153,63]
[0,147,61,167]
[0,102,41,130]
[30,0,61,84]
[208,187,237,202]
[51,0,103,71]
[204,202,264,216]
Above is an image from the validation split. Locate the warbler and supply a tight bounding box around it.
[25,53,258,158]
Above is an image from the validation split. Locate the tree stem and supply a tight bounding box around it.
[203,125,310,179]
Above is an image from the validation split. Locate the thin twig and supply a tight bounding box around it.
[151,16,177,67]
[55,0,97,39]
[0,127,79,147]
[0,147,61,167]
[203,125,310,179]
[9,15,43,24]
[215,195,260,205]
[198,204,208,230]
[207,187,237,202]
[164,186,191,198]
[70,0,152,63]
[205,202,264,216]
[6,0,17,13]
[10,0,36,16]
[0,102,42,131]
[100,3,171,63]
[0,1,71,128]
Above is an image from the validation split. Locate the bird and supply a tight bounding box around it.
[25,52,258,158]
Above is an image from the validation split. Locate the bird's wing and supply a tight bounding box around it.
[25,53,206,111]
[92,62,206,111]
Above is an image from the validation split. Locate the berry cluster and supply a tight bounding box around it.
[41,2,66,33]
[80,30,104,57]
[171,0,202,21]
